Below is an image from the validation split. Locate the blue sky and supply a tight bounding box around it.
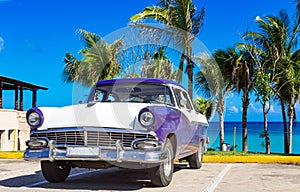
[0,0,298,122]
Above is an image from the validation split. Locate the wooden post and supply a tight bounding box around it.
[0,81,2,109]
[32,89,37,108]
[14,85,19,110]
[19,87,23,111]
[233,126,236,153]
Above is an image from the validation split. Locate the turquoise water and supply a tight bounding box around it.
[207,122,300,154]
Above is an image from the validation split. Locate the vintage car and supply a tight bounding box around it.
[24,78,208,187]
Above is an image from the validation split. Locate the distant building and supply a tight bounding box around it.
[0,76,47,151]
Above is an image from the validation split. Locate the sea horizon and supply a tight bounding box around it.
[208,121,300,154]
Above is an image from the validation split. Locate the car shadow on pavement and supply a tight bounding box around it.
[0,164,188,191]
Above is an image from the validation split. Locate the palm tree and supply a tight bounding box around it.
[278,51,300,153]
[241,10,300,154]
[130,0,205,97]
[203,47,254,152]
[195,51,230,151]
[63,29,123,87]
[211,47,256,152]
[252,69,273,154]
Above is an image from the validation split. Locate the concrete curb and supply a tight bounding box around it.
[1,152,300,165]
[203,155,300,164]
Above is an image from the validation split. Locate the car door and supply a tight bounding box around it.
[173,87,197,154]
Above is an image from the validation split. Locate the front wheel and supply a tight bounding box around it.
[41,161,71,182]
[187,141,203,169]
[148,138,174,187]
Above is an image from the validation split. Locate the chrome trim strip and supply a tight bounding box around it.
[24,145,167,164]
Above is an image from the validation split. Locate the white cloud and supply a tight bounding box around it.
[249,102,280,114]
[0,37,4,52]
[228,106,239,113]
[226,92,234,99]
[268,105,278,113]
[250,103,263,113]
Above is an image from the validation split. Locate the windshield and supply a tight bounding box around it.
[89,83,174,106]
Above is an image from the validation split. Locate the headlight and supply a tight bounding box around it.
[139,109,154,127]
[28,112,40,126]
[26,108,44,129]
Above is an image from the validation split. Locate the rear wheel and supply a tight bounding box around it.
[148,138,174,187]
[41,161,71,182]
[187,141,203,169]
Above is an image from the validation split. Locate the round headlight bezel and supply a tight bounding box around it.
[26,108,44,130]
[138,108,155,127]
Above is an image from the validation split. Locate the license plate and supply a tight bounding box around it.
[67,146,100,157]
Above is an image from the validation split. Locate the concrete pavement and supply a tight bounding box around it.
[0,159,299,191]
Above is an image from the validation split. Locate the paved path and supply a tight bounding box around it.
[0,159,299,192]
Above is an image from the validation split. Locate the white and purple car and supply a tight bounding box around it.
[24,78,208,187]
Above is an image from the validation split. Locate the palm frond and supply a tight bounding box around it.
[130,6,169,23]
[63,53,81,83]
[77,29,102,51]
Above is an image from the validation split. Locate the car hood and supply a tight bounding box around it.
[37,102,152,130]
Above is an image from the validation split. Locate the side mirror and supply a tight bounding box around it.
[87,100,97,107]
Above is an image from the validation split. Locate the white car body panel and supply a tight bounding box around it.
[38,103,154,130]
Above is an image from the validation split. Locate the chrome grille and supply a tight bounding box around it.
[31,130,156,148]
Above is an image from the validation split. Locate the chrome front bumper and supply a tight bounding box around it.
[24,140,167,164]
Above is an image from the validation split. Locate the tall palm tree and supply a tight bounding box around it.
[130,0,205,97]
[253,69,273,154]
[241,10,300,154]
[195,50,231,151]
[278,51,300,153]
[63,29,123,87]
[215,48,255,152]
[200,47,255,152]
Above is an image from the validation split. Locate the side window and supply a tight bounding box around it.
[172,88,182,108]
[173,88,193,110]
[181,91,193,110]
[94,90,104,102]
[107,93,116,102]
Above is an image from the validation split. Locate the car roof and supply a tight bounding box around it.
[96,78,185,89]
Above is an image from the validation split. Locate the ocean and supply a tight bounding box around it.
[207,122,300,154]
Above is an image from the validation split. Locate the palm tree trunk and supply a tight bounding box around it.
[242,92,249,152]
[288,105,294,154]
[280,97,289,154]
[176,53,185,83]
[263,101,270,154]
[218,98,225,151]
[186,46,193,98]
